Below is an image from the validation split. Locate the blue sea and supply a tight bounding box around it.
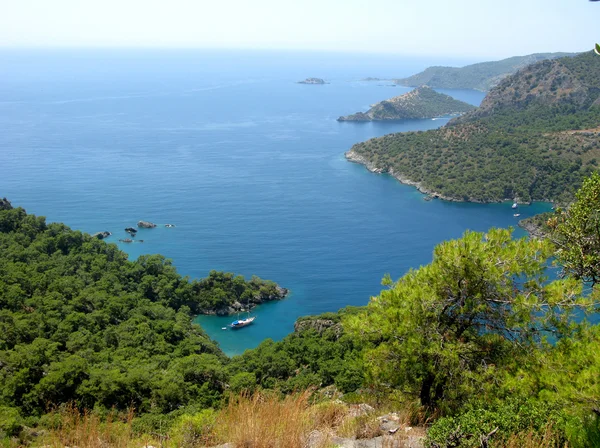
[0,49,552,356]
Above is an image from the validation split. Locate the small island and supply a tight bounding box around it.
[297,77,327,84]
[337,85,475,121]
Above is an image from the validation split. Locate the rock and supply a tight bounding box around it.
[298,77,327,84]
[92,231,112,240]
[348,403,375,418]
[165,223,175,228]
[119,238,134,243]
[137,221,156,228]
[294,318,342,338]
[125,227,138,234]
[0,197,13,210]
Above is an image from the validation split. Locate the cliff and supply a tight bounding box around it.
[337,86,475,121]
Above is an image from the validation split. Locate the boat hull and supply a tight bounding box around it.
[230,316,256,329]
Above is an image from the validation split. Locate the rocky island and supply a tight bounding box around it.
[337,86,475,121]
[297,77,327,84]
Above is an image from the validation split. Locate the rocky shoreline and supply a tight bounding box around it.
[201,285,289,316]
[345,150,525,204]
[517,214,553,239]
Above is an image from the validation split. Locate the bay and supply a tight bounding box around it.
[0,49,552,355]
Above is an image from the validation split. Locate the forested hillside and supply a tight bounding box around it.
[395,52,575,91]
[337,86,475,121]
[4,176,600,447]
[347,51,600,203]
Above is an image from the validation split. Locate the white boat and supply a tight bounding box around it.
[513,213,521,217]
[512,202,518,209]
[230,316,256,329]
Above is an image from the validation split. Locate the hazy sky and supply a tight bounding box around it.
[1,0,597,58]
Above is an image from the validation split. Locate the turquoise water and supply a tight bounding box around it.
[0,50,552,356]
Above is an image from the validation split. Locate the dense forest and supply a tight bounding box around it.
[348,51,600,203]
[3,172,600,446]
[0,201,364,438]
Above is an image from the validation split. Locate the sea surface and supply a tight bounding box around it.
[0,49,552,356]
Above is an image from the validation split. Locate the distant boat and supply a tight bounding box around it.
[230,316,256,329]
[513,213,521,217]
[512,202,518,209]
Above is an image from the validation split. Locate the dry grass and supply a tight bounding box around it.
[503,424,567,448]
[23,392,428,448]
[37,404,156,448]
[212,390,313,448]
[311,401,348,429]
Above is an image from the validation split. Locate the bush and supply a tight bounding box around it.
[0,406,24,438]
[229,372,257,394]
[426,399,566,448]
[169,409,218,447]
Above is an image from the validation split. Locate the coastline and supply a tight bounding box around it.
[199,285,289,317]
[345,149,528,205]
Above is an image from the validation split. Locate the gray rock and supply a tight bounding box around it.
[348,403,375,417]
[137,221,157,228]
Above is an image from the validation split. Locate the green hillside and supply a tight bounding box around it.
[347,51,600,203]
[396,52,576,91]
[4,183,600,447]
[337,86,475,121]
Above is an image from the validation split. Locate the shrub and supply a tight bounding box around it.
[169,409,218,447]
[426,399,566,448]
[0,406,24,438]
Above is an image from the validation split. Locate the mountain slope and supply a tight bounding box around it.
[346,51,600,203]
[395,52,577,91]
[337,86,475,121]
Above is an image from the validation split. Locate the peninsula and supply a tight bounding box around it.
[346,51,600,203]
[395,52,576,91]
[337,86,475,121]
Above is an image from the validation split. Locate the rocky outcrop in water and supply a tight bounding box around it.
[137,221,157,228]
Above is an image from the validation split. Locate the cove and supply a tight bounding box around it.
[0,49,552,356]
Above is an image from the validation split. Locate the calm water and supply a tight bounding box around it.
[0,50,551,355]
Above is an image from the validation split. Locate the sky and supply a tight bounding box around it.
[0,0,598,58]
